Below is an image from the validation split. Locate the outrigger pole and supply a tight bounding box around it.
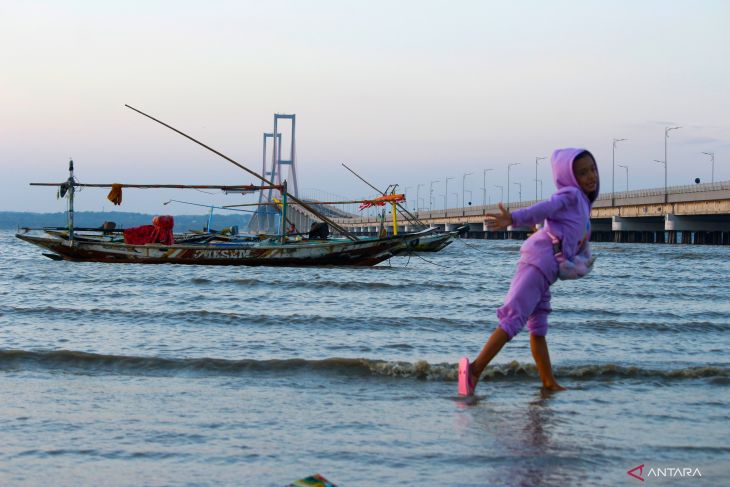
[124,105,357,241]
[31,183,282,191]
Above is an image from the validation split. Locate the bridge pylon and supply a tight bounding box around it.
[248,114,298,234]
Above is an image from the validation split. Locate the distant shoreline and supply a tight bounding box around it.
[0,211,251,232]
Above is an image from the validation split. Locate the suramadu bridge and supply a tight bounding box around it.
[311,181,730,245]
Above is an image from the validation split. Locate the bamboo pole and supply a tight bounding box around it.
[125,104,357,241]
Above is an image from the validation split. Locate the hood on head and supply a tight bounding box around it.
[551,148,599,202]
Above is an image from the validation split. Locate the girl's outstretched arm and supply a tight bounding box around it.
[484,203,513,230]
[510,189,575,228]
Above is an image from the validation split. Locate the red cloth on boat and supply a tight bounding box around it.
[123,225,155,245]
[123,215,175,245]
[150,215,174,245]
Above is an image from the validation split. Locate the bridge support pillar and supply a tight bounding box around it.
[612,216,664,231]
[611,216,666,243]
[665,214,730,231]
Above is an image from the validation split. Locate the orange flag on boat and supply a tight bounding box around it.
[359,194,405,210]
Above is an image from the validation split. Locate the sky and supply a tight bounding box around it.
[1,0,729,214]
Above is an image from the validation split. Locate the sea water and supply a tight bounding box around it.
[0,230,728,486]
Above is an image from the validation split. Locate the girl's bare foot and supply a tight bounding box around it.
[542,382,567,392]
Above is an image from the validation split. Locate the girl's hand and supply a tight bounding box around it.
[484,203,513,230]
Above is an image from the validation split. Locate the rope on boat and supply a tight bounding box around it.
[412,252,450,268]
[454,236,483,251]
[396,246,449,269]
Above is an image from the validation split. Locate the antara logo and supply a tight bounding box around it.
[627,463,702,481]
[627,464,645,481]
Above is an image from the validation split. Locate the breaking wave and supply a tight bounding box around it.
[1,349,727,382]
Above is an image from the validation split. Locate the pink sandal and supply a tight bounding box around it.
[458,357,475,396]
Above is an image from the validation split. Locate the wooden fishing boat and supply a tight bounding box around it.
[16,171,428,266]
[16,228,421,266]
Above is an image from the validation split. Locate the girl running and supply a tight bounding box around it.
[458,148,599,395]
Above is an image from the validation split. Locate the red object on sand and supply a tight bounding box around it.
[124,215,175,245]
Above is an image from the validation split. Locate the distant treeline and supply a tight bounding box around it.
[0,211,251,232]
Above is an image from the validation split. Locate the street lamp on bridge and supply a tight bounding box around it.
[535,156,547,200]
[482,168,493,206]
[507,163,520,209]
[429,180,440,211]
[416,183,424,211]
[534,178,543,200]
[513,182,522,205]
[444,177,454,210]
[612,138,627,205]
[664,126,681,202]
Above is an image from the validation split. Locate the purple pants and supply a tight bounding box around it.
[497,263,553,339]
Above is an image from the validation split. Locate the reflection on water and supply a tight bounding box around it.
[457,388,592,487]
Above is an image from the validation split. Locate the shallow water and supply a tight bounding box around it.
[1,230,729,486]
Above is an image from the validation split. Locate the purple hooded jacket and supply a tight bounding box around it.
[510,148,599,282]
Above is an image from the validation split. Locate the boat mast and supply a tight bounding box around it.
[390,185,398,236]
[67,159,75,242]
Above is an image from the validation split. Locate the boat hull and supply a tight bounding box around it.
[15,233,408,267]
